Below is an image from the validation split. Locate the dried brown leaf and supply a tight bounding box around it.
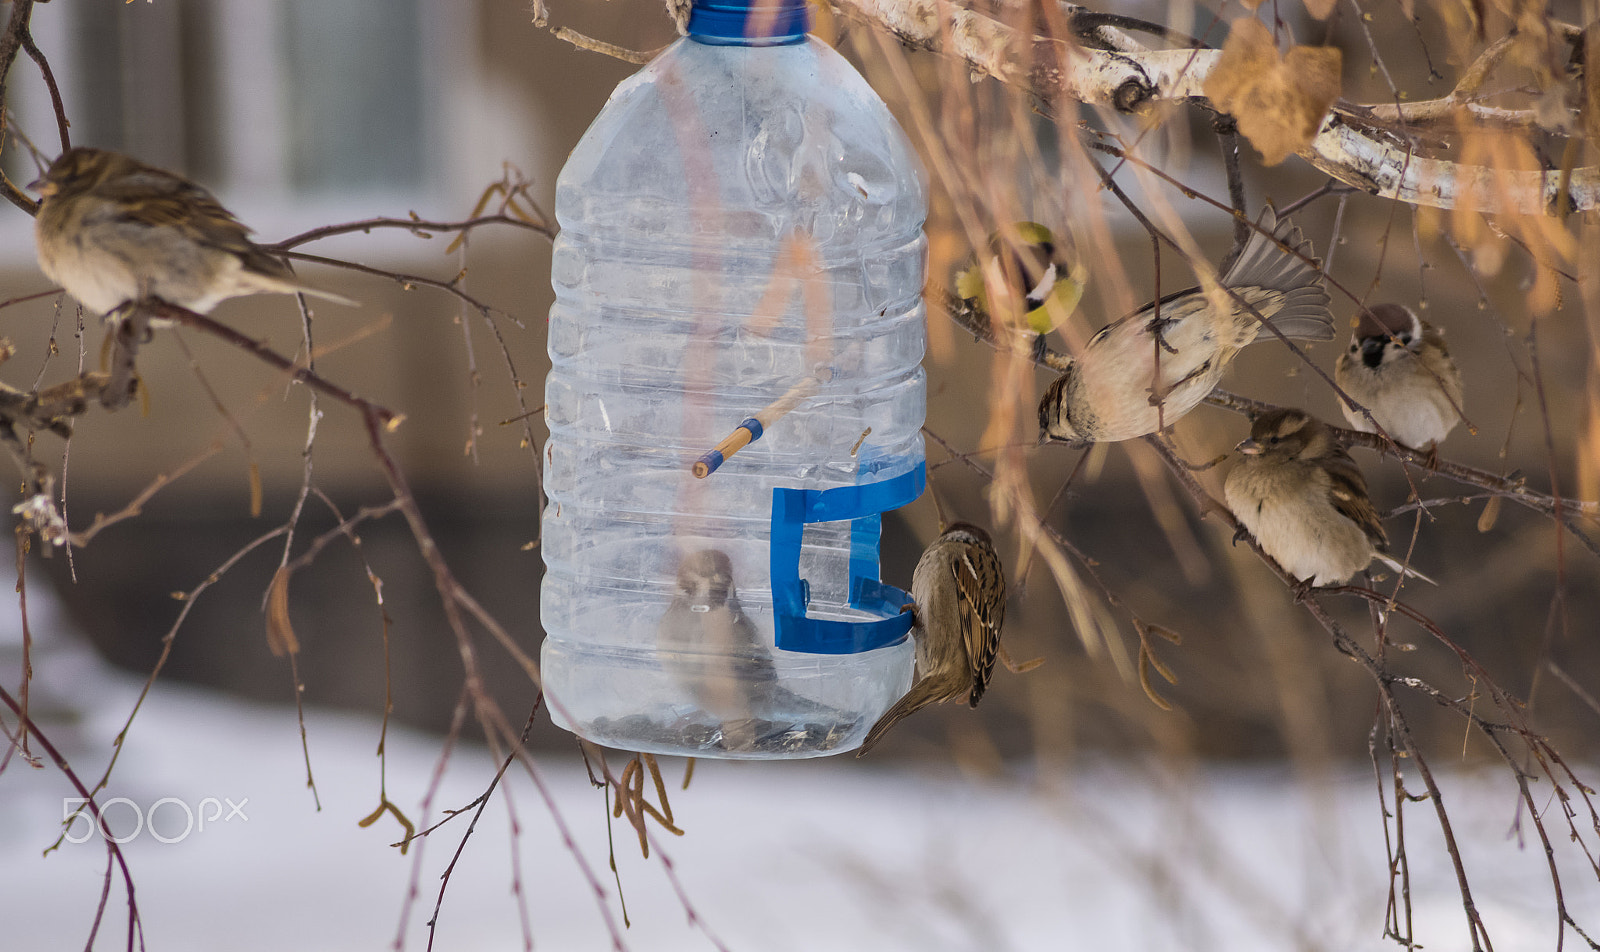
[612,759,633,819]
[1476,494,1503,533]
[1204,19,1343,166]
[1137,646,1176,712]
[1134,621,1181,711]
[446,181,501,255]
[643,753,673,826]
[628,756,648,858]
[1144,622,1183,646]
[266,567,300,657]
[999,643,1045,674]
[358,798,416,855]
[1583,376,1600,506]
[248,461,263,519]
[1587,26,1600,147]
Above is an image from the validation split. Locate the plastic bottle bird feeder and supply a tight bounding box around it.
[539,0,928,759]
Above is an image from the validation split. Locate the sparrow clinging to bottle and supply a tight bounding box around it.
[31,147,354,318]
[1225,408,1431,587]
[1334,303,1464,450]
[956,221,1087,348]
[858,523,1006,756]
[1038,206,1334,445]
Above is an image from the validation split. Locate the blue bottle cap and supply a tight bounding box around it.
[687,0,810,46]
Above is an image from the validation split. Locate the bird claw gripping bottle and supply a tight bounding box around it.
[541,0,928,758]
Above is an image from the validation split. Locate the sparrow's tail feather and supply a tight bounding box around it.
[270,279,360,309]
[855,676,959,757]
[237,252,361,308]
[1375,554,1438,585]
[1225,205,1335,343]
[293,285,362,308]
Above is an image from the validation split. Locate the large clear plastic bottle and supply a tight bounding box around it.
[540,0,927,759]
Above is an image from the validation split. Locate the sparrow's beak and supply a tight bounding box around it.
[27,177,53,197]
[1039,430,1089,449]
[1235,437,1263,456]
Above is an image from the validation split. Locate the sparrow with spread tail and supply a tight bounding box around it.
[1038,206,1334,445]
[1334,303,1464,449]
[1225,408,1431,586]
[31,147,354,318]
[858,523,1006,756]
[657,548,832,751]
[956,221,1087,345]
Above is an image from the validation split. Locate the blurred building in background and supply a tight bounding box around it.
[0,0,658,737]
[0,0,1594,767]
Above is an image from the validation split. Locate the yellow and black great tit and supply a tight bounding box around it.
[956,221,1087,356]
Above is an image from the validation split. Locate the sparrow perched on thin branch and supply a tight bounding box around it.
[31,147,353,318]
[1334,303,1464,449]
[657,548,831,750]
[1039,206,1334,444]
[1225,408,1431,586]
[858,523,1005,756]
[956,221,1087,346]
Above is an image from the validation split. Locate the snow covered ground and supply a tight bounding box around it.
[2,609,1594,951]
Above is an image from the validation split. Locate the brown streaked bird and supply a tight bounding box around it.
[1038,205,1334,445]
[657,548,833,751]
[858,523,1005,756]
[31,147,354,318]
[1225,408,1432,587]
[1334,303,1464,449]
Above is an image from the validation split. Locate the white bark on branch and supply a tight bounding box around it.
[832,0,1597,214]
[1305,116,1600,215]
[1367,101,1536,128]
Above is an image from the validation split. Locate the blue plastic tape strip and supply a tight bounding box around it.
[695,418,765,477]
[687,0,809,45]
[696,450,726,475]
[769,459,925,655]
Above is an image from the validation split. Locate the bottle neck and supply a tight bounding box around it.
[686,0,810,46]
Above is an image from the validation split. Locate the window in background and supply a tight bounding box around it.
[277,0,427,194]
[8,0,431,206]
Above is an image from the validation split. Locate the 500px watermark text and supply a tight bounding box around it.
[63,797,249,844]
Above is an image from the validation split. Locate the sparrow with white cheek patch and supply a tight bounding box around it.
[1334,303,1464,449]
[1039,206,1334,445]
[657,548,834,751]
[31,147,354,319]
[858,523,1006,756]
[1225,408,1431,586]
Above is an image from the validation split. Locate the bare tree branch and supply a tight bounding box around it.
[831,0,1599,212]
[0,0,43,215]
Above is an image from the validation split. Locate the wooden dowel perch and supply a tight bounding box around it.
[693,371,831,478]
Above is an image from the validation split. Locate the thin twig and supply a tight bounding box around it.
[19,26,68,154]
[270,213,554,252]
[1,682,145,952]
[0,0,43,214]
[424,701,543,952]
